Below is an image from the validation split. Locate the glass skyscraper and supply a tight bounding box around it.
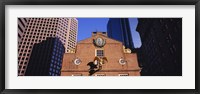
[107,18,135,51]
[25,37,65,76]
[136,18,182,76]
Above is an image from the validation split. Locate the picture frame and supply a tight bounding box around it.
[0,0,199,94]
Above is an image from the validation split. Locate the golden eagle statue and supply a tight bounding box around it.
[93,56,108,70]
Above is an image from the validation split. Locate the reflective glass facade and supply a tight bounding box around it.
[107,18,134,51]
[25,37,65,76]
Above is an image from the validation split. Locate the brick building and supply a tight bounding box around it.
[61,32,141,76]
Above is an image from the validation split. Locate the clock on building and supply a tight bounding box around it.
[93,37,106,47]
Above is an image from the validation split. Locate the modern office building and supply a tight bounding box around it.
[61,32,141,76]
[18,18,29,44]
[18,18,78,76]
[25,37,65,76]
[136,18,182,76]
[107,18,135,51]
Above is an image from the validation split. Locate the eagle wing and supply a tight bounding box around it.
[94,56,101,61]
[102,57,108,62]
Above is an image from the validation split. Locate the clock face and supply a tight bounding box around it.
[94,37,106,47]
[96,38,103,46]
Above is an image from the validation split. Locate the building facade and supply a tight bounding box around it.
[18,18,78,76]
[136,18,182,76]
[107,18,135,51]
[25,37,65,76]
[18,18,29,44]
[61,32,140,76]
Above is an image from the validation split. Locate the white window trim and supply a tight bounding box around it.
[95,49,104,57]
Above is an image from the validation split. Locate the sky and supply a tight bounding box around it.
[77,18,141,48]
[129,18,142,48]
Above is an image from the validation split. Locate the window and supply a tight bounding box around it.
[18,33,21,38]
[95,74,106,76]
[21,70,24,73]
[50,64,53,67]
[93,32,97,34]
[118,74,129,76]
[72,74,82,76]
[96,49,104,57]
[102,32,106,34]
[18,18,25,27]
